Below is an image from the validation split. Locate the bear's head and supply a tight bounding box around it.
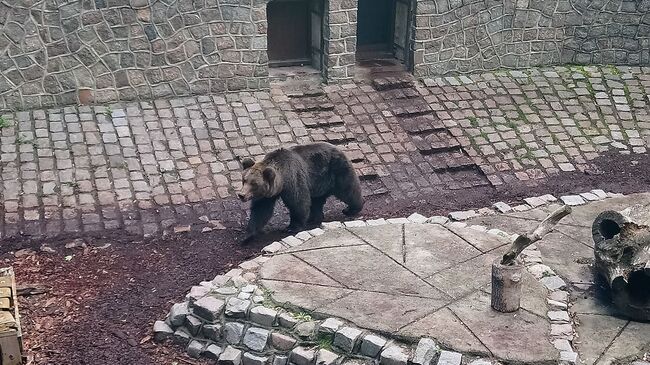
[238,158,282,202]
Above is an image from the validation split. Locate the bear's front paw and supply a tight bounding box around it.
[240,233,256,245]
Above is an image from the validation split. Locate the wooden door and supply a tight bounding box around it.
[393,0,411,64]
[267,0,311,66]
[309,0,324,70]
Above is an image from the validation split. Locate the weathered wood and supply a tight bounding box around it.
[501,205,572,266]
[491,259,524,312]
[592,204,650,321]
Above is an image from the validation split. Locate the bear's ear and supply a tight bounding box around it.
[262,167,276,184]
[242,158,255,170]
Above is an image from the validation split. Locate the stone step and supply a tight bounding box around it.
[399,115,446,135]
[291,100,335,112]
[412,132,461,154]
[286,89,325,98]
[381,88,420,100]
[423,151,475,172]
[371,76,414,91]
[302,117,344,129]
[440,166,491,189]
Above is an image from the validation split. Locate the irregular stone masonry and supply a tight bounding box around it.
[413,0,650,76]
[155,189,627,363]
[1,0,649,110]
[0,66,648,240]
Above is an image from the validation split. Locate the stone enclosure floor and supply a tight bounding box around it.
[0,65,649,240]
[258,193,650,364]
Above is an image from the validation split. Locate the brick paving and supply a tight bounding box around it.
[0,65,649,240]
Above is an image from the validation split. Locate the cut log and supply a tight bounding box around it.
[592,203,650,321]
[501,205,572,266]
[491,259,524,312]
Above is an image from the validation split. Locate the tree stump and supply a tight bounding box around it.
[492,205,572,313]
[592,204,650,321]
[491,259,524,312]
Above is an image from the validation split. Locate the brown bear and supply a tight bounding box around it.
[237,142,364,242]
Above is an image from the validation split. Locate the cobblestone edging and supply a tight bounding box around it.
[153,262,487,365]
[154,189,623,364]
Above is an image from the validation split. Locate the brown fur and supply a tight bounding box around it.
[238,142,364,242]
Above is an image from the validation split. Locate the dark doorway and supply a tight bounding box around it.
[267,0,311,66]
[356,0,394,56]
[356,0,412,68]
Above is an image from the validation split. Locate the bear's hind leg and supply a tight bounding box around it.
[335,180,364,217]
[243,197,277,243]
[308,196,328,225]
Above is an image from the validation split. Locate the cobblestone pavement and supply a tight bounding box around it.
[0,65,649,240]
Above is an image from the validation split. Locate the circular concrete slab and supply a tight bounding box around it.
[260,223,558,363]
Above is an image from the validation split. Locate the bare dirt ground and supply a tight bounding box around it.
[4,151,650,365]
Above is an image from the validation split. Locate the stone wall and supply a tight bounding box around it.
[1,0,648,110]
[323,0,357,82]
[413,0,650,76]
[0,0,270,110]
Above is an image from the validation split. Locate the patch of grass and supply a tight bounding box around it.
[0,116,11,129]
[317,334,334,351]
[62,181,80,191]
[506,120,518,129]
[468,116,478,127]
[104,106,113,117]
[15,134,35,147]
[551,134,560,145]
[292,311,313,322]
[517,109,529,123]
[607,65,621,76]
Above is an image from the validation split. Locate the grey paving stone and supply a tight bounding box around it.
[203,323,222,341]
[380,345,409,365]
[290,346,315,365]
[249,306,277,326]
[153,320,173,342]
[273,355,288,365]
[220,346,243,365]
[492,202,512,213]
[315,349,339,365]
[540,275,567,291]
[560,195,585,206]
[169,301,190,326]
[426,216,449,225]
[333,326,363,352]
[436,351,462,365]
[360,334,386,357]
[270,332,297,351]
[243,327,269,352]
[448,210,478,221]
[278,312,299,328]
[193,296,225,322]
[243,352,269,365]
[319,318,344,334]
[295,321,318,339]
[407,213,428,223]
[187,340,205,358]
[226,297,251,318]
[173,326,192,346]
[185,314,203,335]
[224,322,245,345]
[412,338,439,365]
[204,344,223,360]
